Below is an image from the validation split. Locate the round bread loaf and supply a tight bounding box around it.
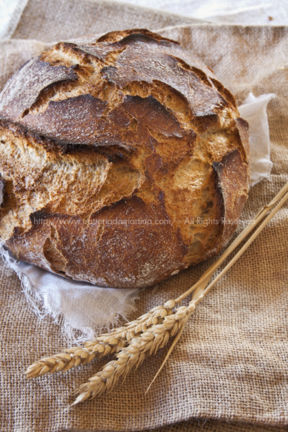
[0,29,249,288]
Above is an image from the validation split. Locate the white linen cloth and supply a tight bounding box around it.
[239,93,275,186]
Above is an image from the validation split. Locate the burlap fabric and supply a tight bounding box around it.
[0,1,287,431]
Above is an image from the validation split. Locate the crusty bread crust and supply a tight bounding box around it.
[0,29,249,288]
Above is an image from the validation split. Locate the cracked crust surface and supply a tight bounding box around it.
[0,29,249,288]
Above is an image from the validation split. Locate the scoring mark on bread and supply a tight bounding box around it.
[0,58,78,120]
[22,94,108,145]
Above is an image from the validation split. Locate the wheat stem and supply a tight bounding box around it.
[176,182,288,303]
[145,183,288,391]
[190,183,288,306]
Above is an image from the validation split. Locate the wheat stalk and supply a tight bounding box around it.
[25,182,288,404]
[175,181,288,303]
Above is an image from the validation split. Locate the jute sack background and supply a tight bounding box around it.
[0,1,287,431]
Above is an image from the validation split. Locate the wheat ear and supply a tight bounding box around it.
[26,300,176,378]
[25,339,125,378]
[72,304,192,405]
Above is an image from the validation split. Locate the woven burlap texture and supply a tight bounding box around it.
[0,1,287,431]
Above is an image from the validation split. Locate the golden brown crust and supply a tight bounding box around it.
[0,29,249,288]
